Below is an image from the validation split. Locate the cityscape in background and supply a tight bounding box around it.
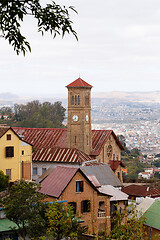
[1,91,160,155]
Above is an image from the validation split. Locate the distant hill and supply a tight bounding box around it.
[1,91,160,107]
[92,91,160,103]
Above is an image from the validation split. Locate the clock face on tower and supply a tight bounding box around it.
[72,115,78,122]
[85,114,89,122]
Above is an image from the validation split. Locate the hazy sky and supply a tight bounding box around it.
[1,0,160,98]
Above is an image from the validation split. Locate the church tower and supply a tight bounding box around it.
[66,78,92,155]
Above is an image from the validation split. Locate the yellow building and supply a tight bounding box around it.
[0,126,32,182]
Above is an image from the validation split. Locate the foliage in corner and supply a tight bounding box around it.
[103,204,147,240]
[2,180,47,239]
[0,170,9,192]
[0,0,78,55]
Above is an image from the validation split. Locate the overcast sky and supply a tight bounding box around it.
[1,0,160,98]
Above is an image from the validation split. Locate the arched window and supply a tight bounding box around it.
[72,96,74,105]
[75,95,77,105]
[78,95,80,105]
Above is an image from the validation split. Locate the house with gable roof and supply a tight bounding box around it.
[0,126,32,182]
[38,165,112,235]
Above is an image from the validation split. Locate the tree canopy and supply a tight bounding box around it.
[3,180,46,239]
[0,0,77,55]
[0,100,66,128]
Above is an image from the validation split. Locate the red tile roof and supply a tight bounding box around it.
[13,127,124,156]
[33,147,92,163]
[66,78,92,88]
[122,185,160,198]
[109,160,125,171]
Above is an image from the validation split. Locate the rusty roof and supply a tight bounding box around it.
[66,78,92,88]
[13,127,124,156]
[13,127,67,149]
[109,160,125,171]
[122,185,160,198]
[91,130,124,155]
[39,166,79,198]
[33,147,92,163]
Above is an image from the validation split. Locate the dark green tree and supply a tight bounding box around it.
[3,180,46,239]
[13,100,66,128]
[0,0,77,55]
[0,170,9,192]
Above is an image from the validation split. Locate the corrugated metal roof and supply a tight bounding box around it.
[91,130,124,155]
[13,127,67,149]
[33,147,92,163]
[13,127,124,157]
[98,185,128,201]
[122,185,160,197]
[81,164,122,187]
[143,200,160,230]
[66,78,92,88]
[39,166,79,198]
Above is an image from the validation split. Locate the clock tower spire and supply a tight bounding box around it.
[66,78,92,155]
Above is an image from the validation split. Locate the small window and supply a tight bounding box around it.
[76,181,84,192]
[72,96,74,105]
[6,169,11,180]
[22,150,24,155]
[6,147,14,157]
[113,154,115,161]
[33,167,37,175]
[81,200,90,213]
[75,136,77,144]
[42,168,46,174]
[7,134,11,140]
[68,202,77,214]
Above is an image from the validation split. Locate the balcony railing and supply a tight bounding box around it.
[98,211,106,218]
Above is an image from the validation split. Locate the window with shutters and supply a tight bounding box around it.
[6,147,14,157]
[81,200,90,213]
[76,181,84,192]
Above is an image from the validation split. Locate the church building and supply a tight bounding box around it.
[13,78,124,181]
